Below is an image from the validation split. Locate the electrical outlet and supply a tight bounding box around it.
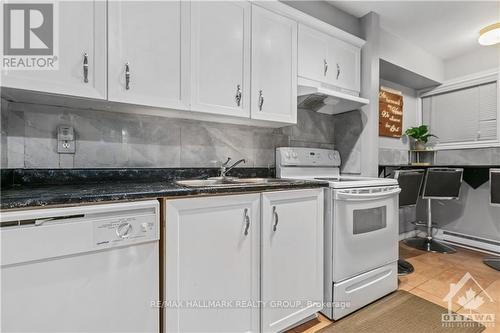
[57,126,76,154]
[57,140,75,154]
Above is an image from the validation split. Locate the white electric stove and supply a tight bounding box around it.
[276,147,400,320]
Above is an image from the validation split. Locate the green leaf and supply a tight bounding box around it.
[404,125,436,142]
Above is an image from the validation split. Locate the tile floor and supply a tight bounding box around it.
[287,242,500,333]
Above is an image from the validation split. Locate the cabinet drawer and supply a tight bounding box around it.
[330,262,397,320]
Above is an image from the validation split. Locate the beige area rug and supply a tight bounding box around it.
[318,291,485,333]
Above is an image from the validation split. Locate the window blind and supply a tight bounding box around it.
[422,81,497,145]
[479,82,497,140]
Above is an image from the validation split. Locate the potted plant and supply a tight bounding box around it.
[404,125,437,150]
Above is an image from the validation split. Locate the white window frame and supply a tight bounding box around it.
[418,69,500,150]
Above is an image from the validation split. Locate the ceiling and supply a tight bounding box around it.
[329,1,500,60]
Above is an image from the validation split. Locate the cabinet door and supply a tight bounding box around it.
[327,39,360,93]
[1,1,106,99]
[298,24,329,83]
[251,5,297,124]
[190,1,250,117]
[261,189,324,332]
[165,194,260,333]
[108,1,187,109]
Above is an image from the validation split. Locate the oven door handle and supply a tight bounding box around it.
[336,188,401,201]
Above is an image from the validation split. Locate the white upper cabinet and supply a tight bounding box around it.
[2,1,364,126]
[328,38,361,93]
[251,5,297,124]
[298,25,329,84]
[190,1,251,118]
[261,189,324,332]
[298,23,361,94]
[164,194,261,333]
[1,1,106,99]
[108,1,187,109]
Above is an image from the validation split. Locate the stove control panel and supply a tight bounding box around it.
[276,147,341,167]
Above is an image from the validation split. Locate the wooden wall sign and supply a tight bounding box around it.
[379,88,403,138]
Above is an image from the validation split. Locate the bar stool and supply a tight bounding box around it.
[404,168,464,254]
[394,169,426,275]
[484,168,500,271]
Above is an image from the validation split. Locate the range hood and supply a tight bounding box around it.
[297,77,369,115]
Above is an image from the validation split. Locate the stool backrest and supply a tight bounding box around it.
[394,169,425,207]
[422,168,463,199]
[491,169,500,206]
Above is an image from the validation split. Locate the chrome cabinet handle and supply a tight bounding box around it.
[243,208,250,236]
[235,84,242,106]
[324,59,328,76]
[336,63,341,80]
[258,90,264,111]
[272,206,279,232]
[125,62,131,90]
[83,53,89,83]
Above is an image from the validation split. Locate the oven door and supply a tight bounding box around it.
[332,186,400,282]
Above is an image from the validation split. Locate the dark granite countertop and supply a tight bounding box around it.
[379,164,499,168]
[378,164,499,189]
[1,168,328,210]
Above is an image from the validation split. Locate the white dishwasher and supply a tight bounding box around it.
[0,200,160,333]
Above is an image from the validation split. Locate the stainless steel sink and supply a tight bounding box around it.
[176,177,292,187]
[231,178,290,184]
[175,179,236,187]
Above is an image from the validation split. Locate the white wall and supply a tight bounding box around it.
[417,182,500,242]
[282,1,361,38]
[444,45,500,80]
[379,79,419,151]
[379,28,445,83]
[358,12,381,177]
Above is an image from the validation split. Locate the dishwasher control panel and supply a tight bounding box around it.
[1,200,160,266]
[93,213,159,248]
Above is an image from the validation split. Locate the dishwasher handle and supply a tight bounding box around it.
[335,187,401,201]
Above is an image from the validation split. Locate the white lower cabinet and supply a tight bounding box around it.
[261,189,324,332]
[164,189,324,333]
[164,194,261,333]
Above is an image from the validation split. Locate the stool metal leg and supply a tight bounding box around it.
[483,258,500,271]
[404,199,456,254]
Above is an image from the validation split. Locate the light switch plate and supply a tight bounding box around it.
[57,126,74,141]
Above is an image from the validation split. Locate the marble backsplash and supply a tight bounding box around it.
[379,147,500,166]
[333,109,363,174]
[0,99,336,169]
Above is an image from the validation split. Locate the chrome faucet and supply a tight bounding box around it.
[220,157,246,178]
